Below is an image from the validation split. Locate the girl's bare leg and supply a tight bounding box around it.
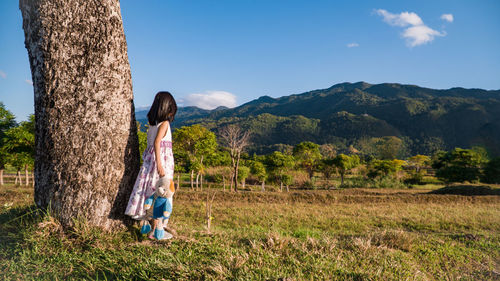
[149,219,157,239]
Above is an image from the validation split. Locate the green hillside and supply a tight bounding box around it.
[136,82,500,156]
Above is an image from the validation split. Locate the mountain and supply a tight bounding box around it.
[135,106,227,130]
[136,82,500,156]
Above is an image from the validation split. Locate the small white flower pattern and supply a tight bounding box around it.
[125,124,174,218]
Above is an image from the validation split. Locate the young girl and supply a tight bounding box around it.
[125,91,177,229]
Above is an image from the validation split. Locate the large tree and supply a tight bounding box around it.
[20,0,140,230]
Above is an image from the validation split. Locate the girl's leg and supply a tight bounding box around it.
[149,219,157,239]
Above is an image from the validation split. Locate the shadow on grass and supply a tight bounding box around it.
[0,205,43,256]
[428,185,500,196]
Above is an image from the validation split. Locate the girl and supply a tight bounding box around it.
[125,91,177,229]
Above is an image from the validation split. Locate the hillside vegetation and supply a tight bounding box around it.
[137,82,500,156]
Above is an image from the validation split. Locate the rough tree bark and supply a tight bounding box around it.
[20,0,140,230]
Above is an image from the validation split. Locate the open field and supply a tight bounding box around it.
[1,184,499,280]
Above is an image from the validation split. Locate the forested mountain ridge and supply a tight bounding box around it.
[136,82,500,156]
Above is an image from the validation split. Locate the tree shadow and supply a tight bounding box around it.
[0,204,43,256]
[428,184,500,196]
[109,101,141,226]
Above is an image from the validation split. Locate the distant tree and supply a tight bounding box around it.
[137,122,147,164]
[206,149,232,167]
[3,115,35,186]
[219,124,250,192]
[249,160,267,191]
[377,136,405,160]
[404,155,431,184]
[0,103,17,185]
[482,157,500,184]
[237,166,250,189]
[173,125,217,189]
[293,141,321,179]
[281,174,293,192]
[357,136,405,160]
[319,143,337,159]
[406,155,431,173]
[319,158,336,186]
[432,148,486,183]
[471,146,490,162]
[332,154,360,185]
[368,159,405,179]
[266,151,295,191]
[420,137,445,156]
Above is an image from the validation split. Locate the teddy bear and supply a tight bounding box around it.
[140,177,175,240]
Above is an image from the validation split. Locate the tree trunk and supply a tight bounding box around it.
[15,170,20,185]
[280,181,283,192]
[190,170,194,190]
[195,172,200,190]
[261,181,265,191]
[234,151,240,192]
[176,174,180,191]
[222,175,226,191]
[230,151,236,192]
[200,174,203,190]
[20,0,140,230]
[0,169,3,186]
[340,173,345,185]
[25,165,29,186]
[229,171,234,192]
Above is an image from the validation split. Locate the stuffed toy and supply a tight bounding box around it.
[140,177,175,240]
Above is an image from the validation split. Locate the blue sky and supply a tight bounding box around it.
[1,0,499,121]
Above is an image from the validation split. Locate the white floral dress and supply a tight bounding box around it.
[125,122,174,220]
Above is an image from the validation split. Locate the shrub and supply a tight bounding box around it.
[482,157,500,184]
[301,179,316,189]
[432,148,486,183]
[403,171,425,185]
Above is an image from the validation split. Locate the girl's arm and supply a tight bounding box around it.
[154,121,169,178]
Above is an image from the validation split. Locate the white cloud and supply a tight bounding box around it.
[376,9,423,27]
[403,25,445,47]
[347,43,359,48]
[0,70,6,79]
[441,14,454,23]
[25,79,33,85]
[375,9,446,47]
[184,91,237,110]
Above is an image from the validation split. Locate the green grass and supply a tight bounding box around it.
[1,184,499,280]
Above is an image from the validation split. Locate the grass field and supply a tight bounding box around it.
[1,184,499,280]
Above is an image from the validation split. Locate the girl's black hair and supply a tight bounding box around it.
[147,91,177,126]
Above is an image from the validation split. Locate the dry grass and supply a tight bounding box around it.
[1,184,499,280]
